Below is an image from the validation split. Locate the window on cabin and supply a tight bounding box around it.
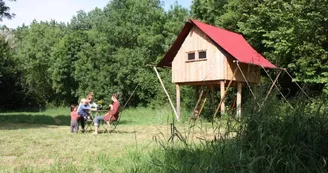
[187,52,195,60]
[198,51,207,59]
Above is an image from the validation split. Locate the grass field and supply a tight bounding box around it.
[2,100,327,173]
[0,107,220,172]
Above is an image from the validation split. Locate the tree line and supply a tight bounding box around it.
[0,0,327,109]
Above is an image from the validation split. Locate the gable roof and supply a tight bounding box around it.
[157,19,279,69]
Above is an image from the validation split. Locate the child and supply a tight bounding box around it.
[70,104,79,133]
[77,98,91,131]
[78,98,91,120]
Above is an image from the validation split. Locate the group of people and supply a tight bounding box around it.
[70,92,120,134]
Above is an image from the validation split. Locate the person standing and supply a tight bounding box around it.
[70,104,79,133]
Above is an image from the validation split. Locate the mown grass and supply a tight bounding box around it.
[0,106,219,172]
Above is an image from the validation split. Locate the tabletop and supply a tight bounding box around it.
[90,109,108,117]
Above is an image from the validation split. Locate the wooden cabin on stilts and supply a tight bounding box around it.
[157,19,279,120]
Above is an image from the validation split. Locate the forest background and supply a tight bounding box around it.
[0,0,327,110]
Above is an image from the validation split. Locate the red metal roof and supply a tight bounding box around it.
[157,19,279,69]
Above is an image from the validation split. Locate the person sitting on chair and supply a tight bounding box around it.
[93,93,120,134]
[87,92,98,110]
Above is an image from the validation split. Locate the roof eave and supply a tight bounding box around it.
[157,20,193,67]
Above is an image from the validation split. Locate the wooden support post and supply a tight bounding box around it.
[176,84,180,120]
[220,81,225,115]
[236,82,242,118]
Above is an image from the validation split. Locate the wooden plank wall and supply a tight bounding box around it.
[172,25,260,84]
[172,26,225,83]
[225,56,260,83]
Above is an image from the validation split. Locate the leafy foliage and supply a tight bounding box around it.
[192,0,328,97]
[0,29,26,109]
[1,0,189,108]
[0,0,15,21]
[1,0,328,108]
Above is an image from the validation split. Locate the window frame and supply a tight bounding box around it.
[198,50,207,59]
[187,51,196,61]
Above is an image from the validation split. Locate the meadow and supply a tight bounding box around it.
[1,98,328,173]
[0,106,220,173]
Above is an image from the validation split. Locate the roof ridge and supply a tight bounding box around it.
[189,19,242,36]
[158,18,278,69]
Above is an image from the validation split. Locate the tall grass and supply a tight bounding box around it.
[239,97,328,172]
[131,95,328,173]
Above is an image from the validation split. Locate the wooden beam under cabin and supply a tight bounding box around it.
[236,82,242,118]
[176,84,181,119]
[220,81,225,115]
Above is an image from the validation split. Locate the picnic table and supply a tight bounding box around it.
[85,109,108,131]
[91,109,108,117]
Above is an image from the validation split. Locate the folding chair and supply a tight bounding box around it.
[86,110,107,132]
[100,107,123,133]
[84,118,94,131]
[100,83,138,133]
[102,115,120,133]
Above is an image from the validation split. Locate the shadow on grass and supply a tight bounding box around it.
[0,107,47,113]
[0,114,70,125]
[0,114,70,130]
[88,130,137,134]
[0,123,58,130]
[83,120,133,134]
[0,114,132,130]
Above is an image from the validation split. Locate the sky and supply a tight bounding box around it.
[1,0,192,29]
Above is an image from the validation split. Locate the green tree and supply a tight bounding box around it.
[4,0,192,108]
[0,0,15,21]
[0,27,28,109]
[49,31,85,104]
[191,0,227,25]
[236,0,328,94]
[15,20,65,105]
[192,0,328,96]
[96,0,167,105]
